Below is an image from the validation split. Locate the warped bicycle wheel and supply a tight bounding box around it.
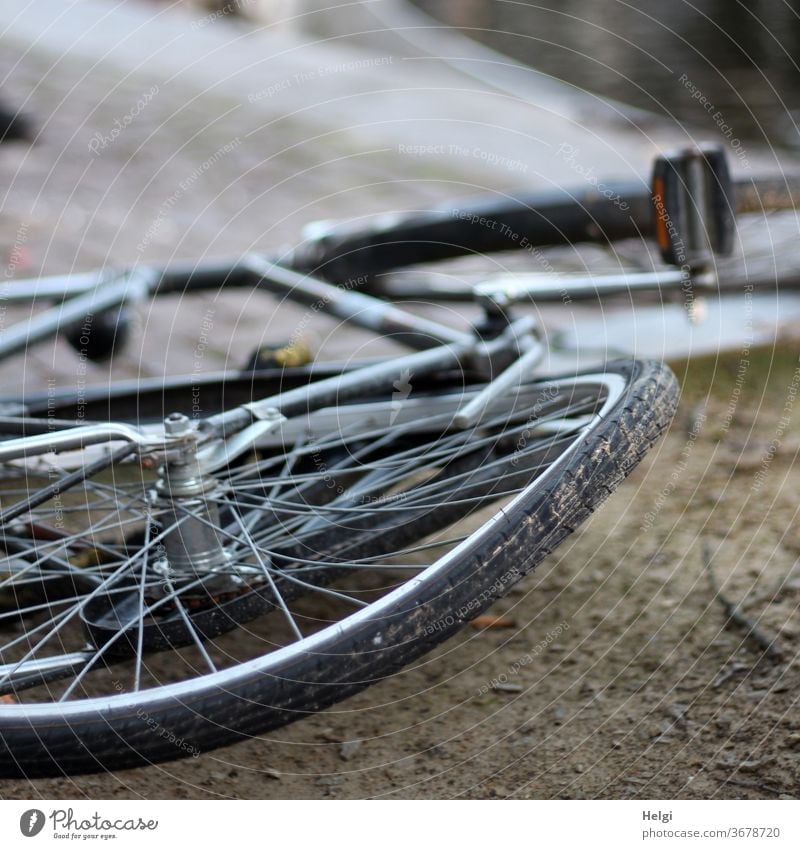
[0,358,677,776]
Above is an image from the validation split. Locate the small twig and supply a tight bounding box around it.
[711,661,749,689]
[702,540,783,661]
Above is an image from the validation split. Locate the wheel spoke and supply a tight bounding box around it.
[0,374,613,707]
[132,522,152,693]
[226,502,304,642]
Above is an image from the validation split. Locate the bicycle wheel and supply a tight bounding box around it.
[0,357,677,776]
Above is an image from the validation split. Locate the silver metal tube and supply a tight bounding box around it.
[0,423,151,462]
[454,337,544,429]
[245,340,471,422]
[0,268,155,361]
[242,255,473,349]
[210,317,530,435]
[475,269,692,310]
[0,270,101,302]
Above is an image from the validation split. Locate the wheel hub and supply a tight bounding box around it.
[151,413,232,585]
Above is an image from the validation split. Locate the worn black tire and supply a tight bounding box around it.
[0,358,679,777]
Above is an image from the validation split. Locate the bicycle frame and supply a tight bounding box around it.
[0,146,772,467]
[0,154,719,721]
[0,254,539,474]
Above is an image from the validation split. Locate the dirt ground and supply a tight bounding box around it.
[1,344,799,800]
[2,2,799,802]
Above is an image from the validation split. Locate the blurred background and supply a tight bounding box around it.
[415,0,800,150]
[2,0,800,803]
[143,0,800,151]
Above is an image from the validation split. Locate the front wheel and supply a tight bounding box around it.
[0,358,678,776]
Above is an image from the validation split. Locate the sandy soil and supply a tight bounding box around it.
[2,344,799,800]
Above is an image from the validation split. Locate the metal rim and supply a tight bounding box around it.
[0,372,625,719]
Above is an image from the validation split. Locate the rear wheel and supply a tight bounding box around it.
[0,358,677,776]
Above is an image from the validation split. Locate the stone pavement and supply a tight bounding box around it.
[0,0,797,399]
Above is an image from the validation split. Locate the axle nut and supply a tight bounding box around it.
[164,412,192,436]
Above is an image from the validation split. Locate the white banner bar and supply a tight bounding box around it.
[0,799,797,847]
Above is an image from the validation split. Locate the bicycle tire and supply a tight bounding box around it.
[0,357,678,777]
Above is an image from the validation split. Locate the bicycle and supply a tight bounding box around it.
[0,144,746,777]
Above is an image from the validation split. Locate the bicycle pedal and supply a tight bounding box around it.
[651,143,735,269]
